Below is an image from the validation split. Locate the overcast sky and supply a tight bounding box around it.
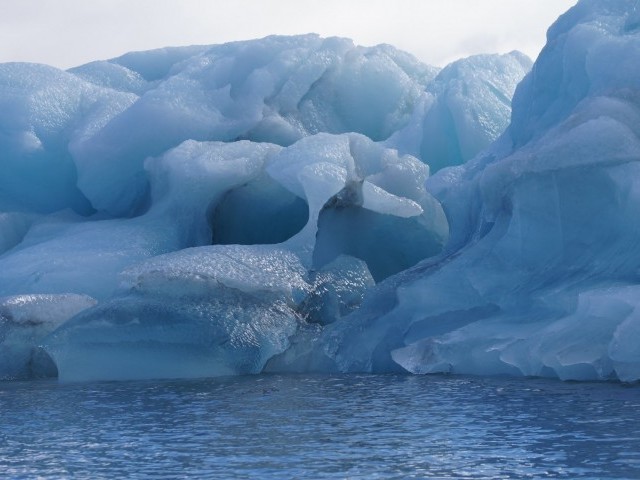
[1,0,577,69]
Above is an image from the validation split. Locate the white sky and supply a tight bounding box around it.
[0,0,577,69]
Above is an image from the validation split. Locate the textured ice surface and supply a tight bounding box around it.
[300,255,375,326]
[44,290,300,382]
[0,35,524,217]
[0,211,185,300]
[4,0,637,383]
[0,63,135,214]
[0,211,35,255]
[387,52,532,172]
[0,130,445,381]
[40,133,448,381]
[41,245,307,381]
[0,294,96,379]
[294,0,640,382]
[65,36,442,216]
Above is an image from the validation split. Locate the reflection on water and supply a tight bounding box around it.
[0,374,639,479]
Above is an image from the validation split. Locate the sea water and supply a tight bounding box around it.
[0,374,639,479]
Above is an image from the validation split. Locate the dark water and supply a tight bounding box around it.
[0,374,639,479]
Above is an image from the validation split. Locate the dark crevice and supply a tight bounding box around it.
[210,174,309,245]
[313,184,445,282]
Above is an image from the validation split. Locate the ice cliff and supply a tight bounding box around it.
[2,0,639,383]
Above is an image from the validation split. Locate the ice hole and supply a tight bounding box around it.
[313,195,445,282]
[210,174,309,245]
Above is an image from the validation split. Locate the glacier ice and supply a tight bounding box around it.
[0,35,522,217]
[44,286,301,382]
[386,51,532,172]
[287,0,640,382]
[61,36,442,216]
[0,294,96,379]
[0,211,34,255]
[0,62,134,214]
[3,0,640,384]
[0,116,452,380]
[300,255,375,326]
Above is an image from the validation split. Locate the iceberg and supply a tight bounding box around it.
[40,133,448,381]
[288,0,640,382]
[3,0,638,383]
[0,35,524,217]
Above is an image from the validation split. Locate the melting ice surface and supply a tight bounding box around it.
[1,0,640,383]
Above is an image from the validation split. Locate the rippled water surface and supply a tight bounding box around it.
[1,374,639,479]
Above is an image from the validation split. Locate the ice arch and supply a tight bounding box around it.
[210,174,309,245]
